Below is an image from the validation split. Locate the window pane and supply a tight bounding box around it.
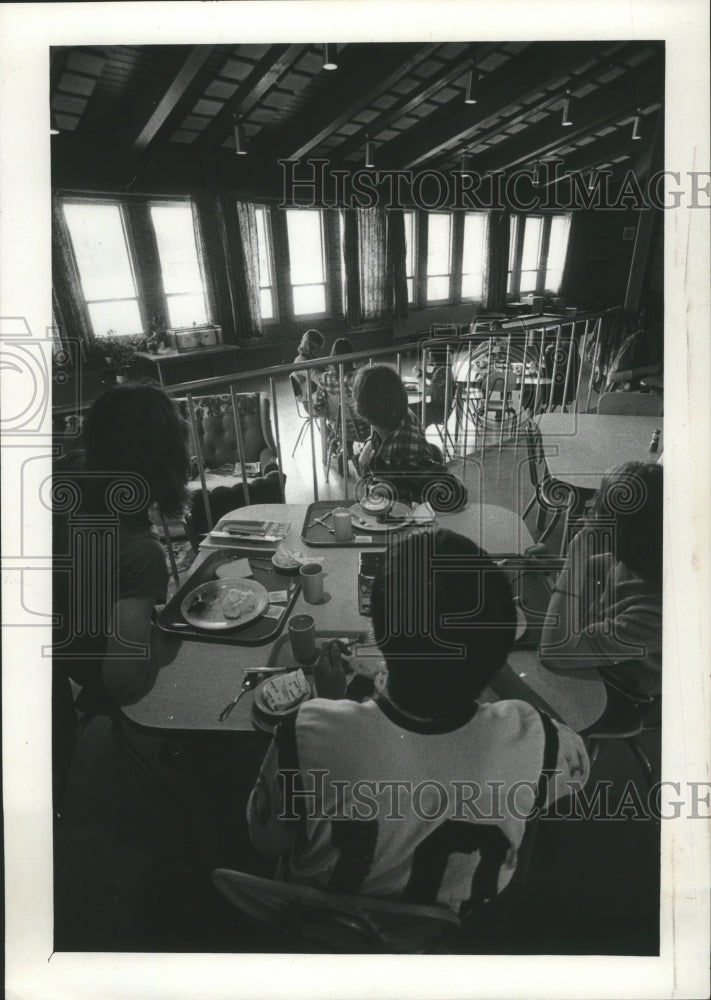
[87,300,143,338]
[426,214,451,276]
[519,270,538,295]
[427,276,449,301]
[286,210,325,285]
[293,284,326,315]
[521,217,543,272]
[404,211,414,277]
[462,213,487,299]
[255,207,273,290]
[545,215,571,292]
[63,203,136,300]
[166,293,208,329]
[508,217,519,271]
[151,204,204,294]
[407,277,413,303]
[260,288,274,320]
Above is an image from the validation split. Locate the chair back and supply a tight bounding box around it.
[524,421,548,490]
[177,391,275,469]
[544,340,580,407]
[597,392,663,416]
[322,381,370,444]
[289,373,310,419]
[212,868,459,953]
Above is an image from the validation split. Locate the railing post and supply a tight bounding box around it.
[462,339,473,476]
[159,509,181,587]
[304,374,320,501]
[269,375,286,501]
[561,323,575,414]
[532,329,543,418]
[338,362,349,500]
[585,317,602,414]
[547,326,561,415]
[480,337,493,459]
[229,385,251,508]
[498,332,512,472]
[574,319,590,414]
[186,391,212,532]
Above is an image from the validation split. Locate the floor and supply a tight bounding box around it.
[54,367,661,956]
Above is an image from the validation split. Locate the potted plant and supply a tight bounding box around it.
[83,333,140,385]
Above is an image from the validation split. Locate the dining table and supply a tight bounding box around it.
[122,503,607,736]
[537,413,663,491]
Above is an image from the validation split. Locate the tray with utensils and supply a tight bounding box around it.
[301,500,423,547]
[156,548,301,645]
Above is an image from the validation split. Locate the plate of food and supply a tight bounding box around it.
[180,578,269,630]
[351,501,413,532]
[253,669,312,718]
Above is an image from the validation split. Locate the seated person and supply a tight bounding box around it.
[53,383,191,708]
[353,364,467,508]
[539,461,662,703]
[292,328,325,406]
[315,337,369,475]
[247,528,589,914]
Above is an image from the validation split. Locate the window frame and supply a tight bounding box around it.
[149,199,210,331]
[403,210,416,305]
[62,198,146,338]
[254,204,278,324]
[424,211,454,304]
[460,211,489,303]
[285,208,329,319]
[507,213,572,300]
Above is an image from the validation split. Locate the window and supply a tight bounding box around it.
[425,213,452,302]
[286,209,327,315]
[461,213,488,300]
[255,206,276,320]
[150,203,208,329]
[508,214,571,298]
[63,202,143,337]
[404,211,415,303]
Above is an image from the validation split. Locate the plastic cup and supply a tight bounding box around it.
[332,507,354,543]
[288,614,316,664]
[300,563,324,604]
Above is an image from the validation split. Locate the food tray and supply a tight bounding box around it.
[156,548,301,646]
[301,500,411,548]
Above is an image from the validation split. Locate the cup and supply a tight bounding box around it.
[288,614,317,664]
[332,507,354,543]
[300,563,324,604]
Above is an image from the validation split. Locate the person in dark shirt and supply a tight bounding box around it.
[292,329,325,407]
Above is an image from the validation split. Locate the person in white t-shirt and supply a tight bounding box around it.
[247,528,589,915]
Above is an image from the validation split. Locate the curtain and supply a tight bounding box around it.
[387,209,408,321]
[485,209,510,311]
[191,193,237,341]
[341,208,361,326]
[358,207,391,323]
[51,193,92,346]
[235,200,263,338]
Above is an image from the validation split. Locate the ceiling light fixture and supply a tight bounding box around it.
[631,109,642,140]
[234,115,247,156]
[532,161,541,187]
[464,69,477,105]
[460,148,470,172]
[561,90,573,127]
[323,44,338,71]
[365,137,375,169]
[50,111,60,136]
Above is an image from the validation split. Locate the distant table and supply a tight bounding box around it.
[123,502,576,735]
[136,345,241,385]
[537,413,662,490]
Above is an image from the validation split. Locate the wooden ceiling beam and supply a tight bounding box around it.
[379,42,612,171]
[472,57,662,176]
[197,43,309,148]
[270,43,441,161]
[132,45,214,154]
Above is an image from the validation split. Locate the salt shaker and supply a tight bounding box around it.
[649,429,660,454]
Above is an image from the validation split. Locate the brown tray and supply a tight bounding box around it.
[156,548,301,646]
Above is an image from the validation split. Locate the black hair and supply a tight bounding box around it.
[330,337,356,373]
[370,528,516,719]
[83,382,190,519]
[353,364,408,430]
[589,461,663,586]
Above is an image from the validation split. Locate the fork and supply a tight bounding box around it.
[218,671,262,721]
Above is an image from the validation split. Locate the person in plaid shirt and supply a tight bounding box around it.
[353,364,439,476]
[316,339,370,475]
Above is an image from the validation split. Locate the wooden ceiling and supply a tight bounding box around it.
[50,41,664,197]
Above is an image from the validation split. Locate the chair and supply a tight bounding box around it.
[289,372,316,456]
[322,386,370,482]
[177,391,284,539]
[211,868,460,953]
[521,422,584,547]
[597,391,663,416]
[582,684,661,790]
[542,340,580,412]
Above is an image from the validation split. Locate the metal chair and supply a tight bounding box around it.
[521,422,585,548]
[212,868,460,953]
[597,391,663,416]
[582,683,661,790]
[289,373,315,456]
[322,390,370,482]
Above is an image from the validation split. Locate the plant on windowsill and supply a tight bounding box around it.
[146,315,171,355]
[83,332,141,385]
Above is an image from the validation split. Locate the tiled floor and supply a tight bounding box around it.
[55,370,660,955]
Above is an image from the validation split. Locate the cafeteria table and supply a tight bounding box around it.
[537,413,663,491]
[122,503,606,735]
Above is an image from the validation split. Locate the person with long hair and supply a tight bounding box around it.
[315,338,369,475]
[539,461,663,702]
[55,382,190,706]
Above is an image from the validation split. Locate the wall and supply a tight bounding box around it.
[562,209,639,309]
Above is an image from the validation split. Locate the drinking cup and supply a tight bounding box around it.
[332,507,354,543]
[288,614,316,663]
[300,563,324,604]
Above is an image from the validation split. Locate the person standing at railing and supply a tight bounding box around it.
[292,328,326,409]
